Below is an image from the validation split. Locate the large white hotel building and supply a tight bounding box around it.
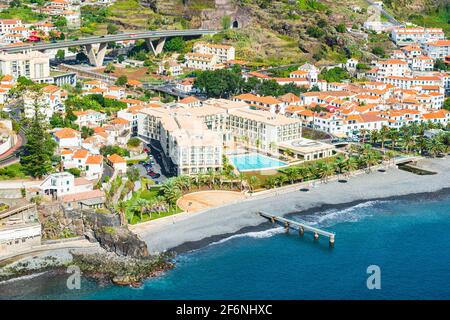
[137,99,302,176]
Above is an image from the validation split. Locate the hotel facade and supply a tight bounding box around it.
[137,99,302,176]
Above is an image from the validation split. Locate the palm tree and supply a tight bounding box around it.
[387,128,399,150]
[317,162,335,182]
[379,125,389,150]
[370,130,379,145]
[335,156,348,175]
[428,138,445,157]
[440,132,450,154]
[265,176,277,189]
[206,170,216,189]
[246,176,259,193]
[115,201,128,226]
[238,172,246,191]
[275,175,287,187]
[365,150,381,170]
[360,129,368,144]
[402,132,414,153]
[133,198,149,222]
[162,178,182,207]
[415,136,429,155]
[297,166,309,182]
[194,173,204,189]
[346,157,358,176]
[384,150,395,166]
[282,167,299,184]
[175,175,191,192]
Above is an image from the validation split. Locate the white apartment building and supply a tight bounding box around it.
[423,40,450,60]
[158,60,182,76]
[73,109,107,128]
[375,59,410,79]
[38,172,92,198]
[185,52,220,71]
[0,50,51,82]
[410,56,434,72]
[380,75,443,90]
[53,128,82,148]
[313,113,388,137]
[193,42,235,63]
[61,149,104,180]
[0,19,22,34]
[391,27,445,45]
[23,85,67,121]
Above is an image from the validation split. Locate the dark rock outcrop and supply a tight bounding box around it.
[39,205,149,258]
[93,226,149,258]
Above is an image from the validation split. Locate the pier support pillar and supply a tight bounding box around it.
[299,227,304,236]
[271,217,275,224]
[314,232,319,241]
[284,222,289,233]
[329,236,335,247]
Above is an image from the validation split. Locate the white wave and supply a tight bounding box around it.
[207,227,285,247]
[0,271,47,285]
[297,200,388,228]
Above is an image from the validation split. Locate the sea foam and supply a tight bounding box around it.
[207,227,285,247]
[297,200,389,228]
[0,271,48,285]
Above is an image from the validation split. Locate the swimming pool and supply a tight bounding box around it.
[229,153,287,171]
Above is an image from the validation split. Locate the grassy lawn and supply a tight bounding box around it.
[129,206,183,224]
[0,163,29,180]
[139,187,162,200]
[126,186,183,224]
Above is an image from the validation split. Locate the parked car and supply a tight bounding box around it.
[153,173,161,179]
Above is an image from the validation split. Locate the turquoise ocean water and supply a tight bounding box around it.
[2,192,450,300]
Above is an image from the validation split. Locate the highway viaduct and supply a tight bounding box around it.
[0,29,218,67]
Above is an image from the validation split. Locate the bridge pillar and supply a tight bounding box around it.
[146,37,166,56]
[329,236,335,247]
[85,42,108,67]
[284,221,289,233]
[314,232,319,241]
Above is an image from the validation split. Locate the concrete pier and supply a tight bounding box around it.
[260,211,336,246]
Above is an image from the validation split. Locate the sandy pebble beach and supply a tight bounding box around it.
[134,157,450,254]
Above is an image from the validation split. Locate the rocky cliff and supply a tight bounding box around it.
[39,205,149,258]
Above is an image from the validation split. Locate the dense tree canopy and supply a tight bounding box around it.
[21,106,57,178]
[319,67,350,83]
[163,37,185,53]
[193,69,309,98]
